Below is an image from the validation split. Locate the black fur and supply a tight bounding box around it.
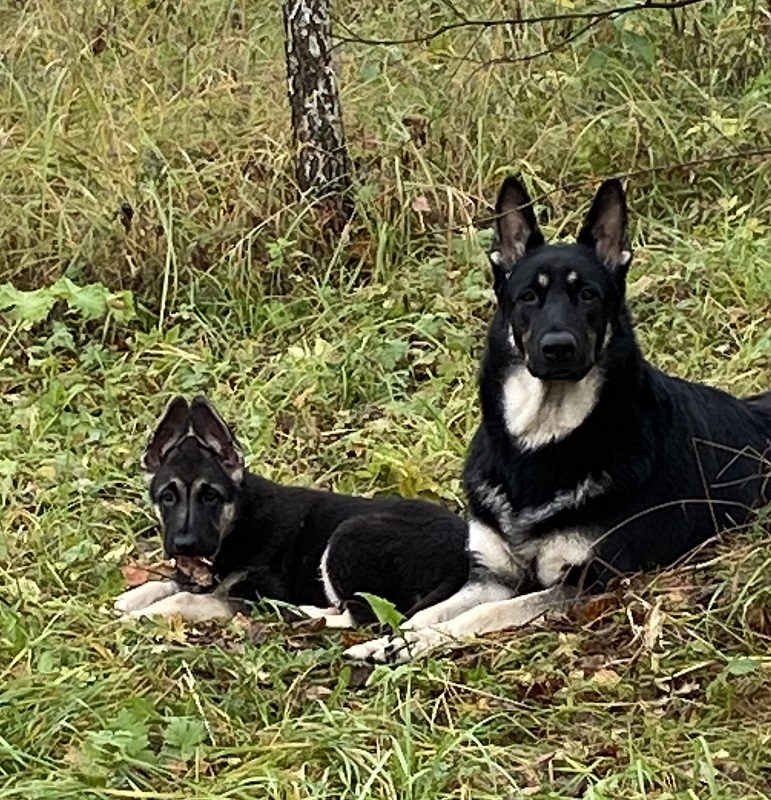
[144,396,469,624]
[466,176,771,590]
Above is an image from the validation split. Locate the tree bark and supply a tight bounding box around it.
[282,0,353,229]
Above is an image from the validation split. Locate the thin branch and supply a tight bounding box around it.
[462,18,600,73]
[333,0,707,48]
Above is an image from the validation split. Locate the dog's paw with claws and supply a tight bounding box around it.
[344,626,451,664]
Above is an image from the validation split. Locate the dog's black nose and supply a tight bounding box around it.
[541,331,577,363]
[170,535,200,555]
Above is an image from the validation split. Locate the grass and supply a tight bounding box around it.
[2,0,771,797]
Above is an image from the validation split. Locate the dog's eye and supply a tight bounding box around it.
[519,289,538,304]
[200,488,221,504]
[579,287,598,302]
[160,489,177,506]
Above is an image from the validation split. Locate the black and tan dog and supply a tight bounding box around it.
[114,396,468,625]
[347,176,771,662]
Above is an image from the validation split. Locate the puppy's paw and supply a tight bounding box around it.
[127,591,234,622]
[114,581,180,613]
[297,605,340,619]
[294,605,355,629]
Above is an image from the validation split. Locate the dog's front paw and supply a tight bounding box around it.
[127,591,233,622]
[343,634,399,663]
[114,581,180,613]
[344,626,449,664]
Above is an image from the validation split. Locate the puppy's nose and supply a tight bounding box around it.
[171,534,199,555]
[540,331,577,363]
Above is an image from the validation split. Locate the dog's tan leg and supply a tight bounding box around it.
[114,581,181,613]
[127,591,234,622]
[320,609,356,629]
[297,605,357,629]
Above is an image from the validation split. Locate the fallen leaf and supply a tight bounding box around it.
[290,617,326,633]
[346,664,374,689]
[570,592,620,624]
[590,668,621,686]
[304,685,333,701]
[120,565,151,588]
[746,603,771,634]
[244,621,276,645]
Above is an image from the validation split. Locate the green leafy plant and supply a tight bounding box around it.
[0,278,135,325]
[356,592,407,630]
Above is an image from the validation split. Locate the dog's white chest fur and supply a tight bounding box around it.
[502,366,602,450]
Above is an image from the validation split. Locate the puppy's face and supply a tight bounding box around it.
[143,395,244,560]
[150,437,238,559]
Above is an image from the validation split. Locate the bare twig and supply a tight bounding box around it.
[333,0,707,48]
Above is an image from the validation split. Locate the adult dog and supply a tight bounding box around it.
[114,396,468,625]
[346,176,771,662]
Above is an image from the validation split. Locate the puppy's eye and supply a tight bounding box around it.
[579,287,598,302]
[160,489,177,506]
[200,488,220,504]
[519,289,538,304]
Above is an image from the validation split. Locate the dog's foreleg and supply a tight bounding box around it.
[437,584,575,639]
[126,591,234,622]
[405,580,514,629]
[114,580,181,613]
[319,609,357,629]
[343,579,513,662]
[345,585,574,664]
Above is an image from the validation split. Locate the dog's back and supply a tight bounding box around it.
[212,476,469,616]
[579,367,771,581]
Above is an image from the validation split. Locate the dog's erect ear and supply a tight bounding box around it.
[144,396,191,473]
[189,396,244,483]
[489,176,545,286]
[577,179,632,278]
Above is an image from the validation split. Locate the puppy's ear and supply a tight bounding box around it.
[577,179,632,280]
[189,396,244,483]
[144,396,190,473]
[489,176,545,291]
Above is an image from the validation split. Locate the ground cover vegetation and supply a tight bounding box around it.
[2,1,771,797]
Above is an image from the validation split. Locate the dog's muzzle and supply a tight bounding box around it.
[529,330,591,380]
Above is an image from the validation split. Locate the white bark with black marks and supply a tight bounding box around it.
[283,0,353,226]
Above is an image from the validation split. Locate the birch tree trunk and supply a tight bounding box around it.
[282,0,353,230]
